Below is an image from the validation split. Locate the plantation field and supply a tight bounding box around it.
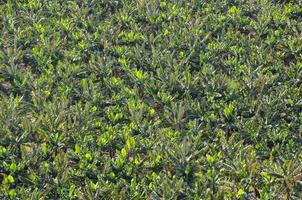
[1,0,302,199]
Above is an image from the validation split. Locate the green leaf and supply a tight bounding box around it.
[126,137,136,149]
[69,185,76,198]
[9,163,17,173]
[206,154,215,164]
[228,6,240,15]
[75,144,81,155]
[224,103,235,118]
[3,175,14,185]
[236,189,245,198]
[41,143,47,155]
[8,189,17,198]
[85,153,92,160]
[121,148,127,158]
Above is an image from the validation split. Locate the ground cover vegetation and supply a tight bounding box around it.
[1,0,302,199]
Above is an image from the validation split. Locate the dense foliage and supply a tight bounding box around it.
[1,0,302,199]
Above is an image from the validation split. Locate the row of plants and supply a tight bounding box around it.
[1,0,302,199]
